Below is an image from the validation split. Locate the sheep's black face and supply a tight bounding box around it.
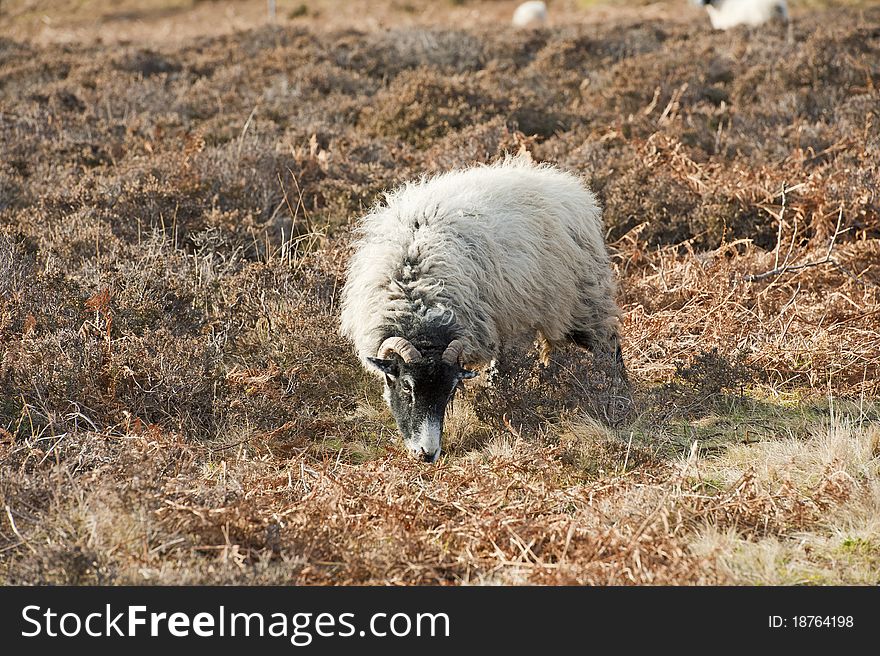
[366,358,477,463]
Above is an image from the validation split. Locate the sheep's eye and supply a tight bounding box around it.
[399,380,413,394]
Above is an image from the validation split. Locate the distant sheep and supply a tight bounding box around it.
[339,157,627,462]
[512,1,548,28]
[697,0,788,30]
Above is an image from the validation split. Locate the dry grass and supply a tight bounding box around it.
[1,0,879,585]
[691,410,880,584]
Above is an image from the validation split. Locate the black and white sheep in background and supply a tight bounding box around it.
[512,1,549,29]
[696,0,789,30]
[339,157,628,463]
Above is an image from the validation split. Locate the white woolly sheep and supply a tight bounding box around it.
[697,0,789,30]
[339,156,627,462]
[512,1,548,29]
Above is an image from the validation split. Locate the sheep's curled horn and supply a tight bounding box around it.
[442,339,465,366]
[377,337,423,362]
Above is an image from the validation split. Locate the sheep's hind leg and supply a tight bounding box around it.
[568,326,632,425]
[567,327,628,381]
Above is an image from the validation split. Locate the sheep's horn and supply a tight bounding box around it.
[442,339,465,366]
[377,337,423,363]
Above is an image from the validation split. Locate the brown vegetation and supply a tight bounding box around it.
[1,0,879,584]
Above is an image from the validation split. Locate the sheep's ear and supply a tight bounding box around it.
[367,357,398,379]
[458,367,478,380]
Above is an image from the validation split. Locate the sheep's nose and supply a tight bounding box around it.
[420,448,439,463]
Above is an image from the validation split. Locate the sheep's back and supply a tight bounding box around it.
[340,159,610,365]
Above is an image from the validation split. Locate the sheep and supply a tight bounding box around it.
[697,0,789,30]
[512,1,548,29]
[339,156,627,463]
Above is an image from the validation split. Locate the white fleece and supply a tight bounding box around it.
[339,156,621,372]
[704,0,788,30]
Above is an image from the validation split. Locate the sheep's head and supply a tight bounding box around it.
[367,337,477,463]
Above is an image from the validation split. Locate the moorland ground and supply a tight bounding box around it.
[1,0,879,584]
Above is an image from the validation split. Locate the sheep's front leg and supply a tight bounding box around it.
[535,331,554,367]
